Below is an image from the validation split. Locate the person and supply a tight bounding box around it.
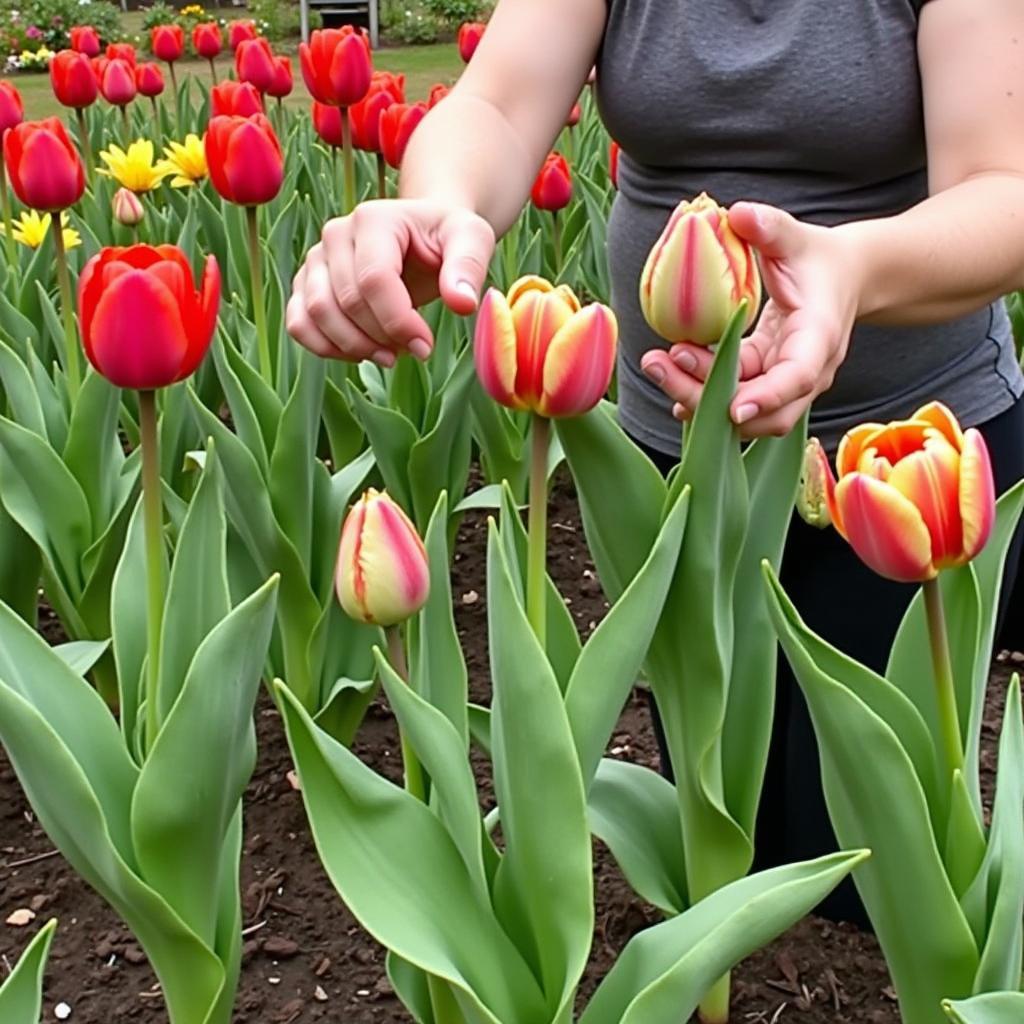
[286,0,1024,925]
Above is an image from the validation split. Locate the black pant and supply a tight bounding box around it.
[638,397,1024,927]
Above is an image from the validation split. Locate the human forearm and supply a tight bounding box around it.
[842,173,1024,326]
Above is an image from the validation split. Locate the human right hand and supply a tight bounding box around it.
[286,199,496,367]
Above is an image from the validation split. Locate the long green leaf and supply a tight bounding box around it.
[0,919,56,1024]
[945,993,1024,1024]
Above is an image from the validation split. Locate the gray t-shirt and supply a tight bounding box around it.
[596,0,1024,454]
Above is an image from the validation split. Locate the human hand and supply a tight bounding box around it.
[286,199,496,367]
[639,202,861,437]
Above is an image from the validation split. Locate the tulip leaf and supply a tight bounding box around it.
[219,328,285,457]
[387,953,435,1024]
[0,918,56,1024]
[24,343,68,451]
[346,381,418,514]
[54,639,111,677]
[0,335,47,438]
[487,523,593,1020]
[322,377,365,469]
[945,770,987,901]
[0,294,40,353]
[111,497,148,757]
[212,336,270,475]
[588,758,687,914]
[276,683,547,1024]
[0,501,40,625]
[470,385,528,500]
[944,993,1024,1024]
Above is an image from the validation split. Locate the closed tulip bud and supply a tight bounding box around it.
[427,82,449,108]
[135,61,165,98]
[474,276,618,418]
[151,24,184,64]
[608,140,620,189]
[70,26,101,58]
[639,192,761,345]
[228,19,259,52]
[112,186,144,226]
[817,403,995,583]
[530,152,572,212]
[311,100,345,148]
[210,79,263,117]
[299,27,372,107]
[100,57,137,106]
[796,439,833,529]
[3,118,85,211]
[205,113,283,206]
[566,102,581,127]
[379,101,426,170]
[336,489,429,626]
[235,37,277,94]
[457,21,485,62]
[50,50,98,109]
[0,80,25,136]
[106,42,137,66]
[267,55,293,99]
[79,244,220,390]
[343,92,381,151]
[192,22,222,60]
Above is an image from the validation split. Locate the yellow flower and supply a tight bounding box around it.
[0,211,81,250]
[157,134,208,188]
[97,140,170,194]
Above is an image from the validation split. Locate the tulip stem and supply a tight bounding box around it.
[527,414,551,649]
[208,58,218,85]
[0,162,16,287]
[168,62,181,135]
[51,216,82,401]
[245,204,273,384]
[385,626,426,801]
[376,153,387,200]
[551,210,563,279]
[698,974,731,1024]
[923,578,965,779]
[74,108,93,188]
[120,105,130,145]
[139,389,166,756]
[340,106,355,214]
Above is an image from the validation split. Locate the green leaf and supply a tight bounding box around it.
[346,381,417,513]
[0,500,41,624]
[0,919,56,1024]
[111,497,148,756]
[212,336,271,475]
[945,770,987,901]
[387,952,435,1024]
[54,639,111,677]
[944,993,1024,1024]
[0,335,47,437]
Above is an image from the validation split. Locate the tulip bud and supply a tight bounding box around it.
[50,50,98,109]
[457,21,485,62]
[0,80,25,136]
[336,489,429,626]
[205,113,283,206]
[566,102,581,128]
[299,27,372,107]
[135,61,165,99]
[100,57,137,106]
[796,439,833,529]
[3,118,85,212]
[639,192,761,346]
[151,24,184,64]
[427,82,449,108]
[210,80,264,117]
[267,55,293,99]
[474,276,618,418]
[106,42,137,66]
[608,140,620,189]
[379,101,427,170]
[70,26,101,58]
[192,22,223,60]
[228,19,259,52]
[112,186,144,226]
[311,100,345,148]
[530,152,572,212]
[235,37,277,94]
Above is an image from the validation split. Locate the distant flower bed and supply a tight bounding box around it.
[0,0,123,63]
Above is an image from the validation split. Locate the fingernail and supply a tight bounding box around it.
[734,402,759,424]
[672,350,697,373]
[372,349,396,368]
[672,402,685,421]
[408,338,432,361]
[456,280,478,303]
[642,361,665,385]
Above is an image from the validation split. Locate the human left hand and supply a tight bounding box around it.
[639,202,861,437]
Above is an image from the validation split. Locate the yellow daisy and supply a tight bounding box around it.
[0,211,81,250]
[97,140,170,194]
[157,134,209,188]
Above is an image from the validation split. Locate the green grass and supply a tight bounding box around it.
[11,39,463,121]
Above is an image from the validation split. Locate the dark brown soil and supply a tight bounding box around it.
[2,478,1019,1024]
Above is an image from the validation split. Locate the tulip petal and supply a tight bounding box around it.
[836,422,883,478]
[336,493,367,621]
[512,286,578,405]
[834,473,936,582]
[913,401,964,450]
[473,288,519,408]
[538,303,617,418]
[177,255,220,380]
[959,428,995,561]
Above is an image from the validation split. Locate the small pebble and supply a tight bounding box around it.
[314,986,328,1003]
[461,590,479,605]
[268,976,281,986]
[286,771,301,792]
[54,1004,72,1021]
[6,908,36,927]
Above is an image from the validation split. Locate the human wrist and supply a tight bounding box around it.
[832,218,889,322]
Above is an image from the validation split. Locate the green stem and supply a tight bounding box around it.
[527,414,551,649]
[74,108,93,188]
[120,104,130,144]
[245,204,272,383]
[150,96,159,125]
[51,215,82,401]
[276,96,284,138]
[0,160,16,288]
[385,625,425,801]
[923,577,965,777]
[698,973,731,1024]
[139,389,166,755]
[551,210,562,279]
[168,61,180,135]
[208,57,218,85]
[376,152,387,200]
[340,105,355,213]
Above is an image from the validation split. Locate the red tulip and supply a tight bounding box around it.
[531,152,572,212]
[192,22,223,60]
[566,102,581,128]
[79,244,220,390]
[205,113,283,206]
[106,42,137,66]
[609,140,620,189]
[151,24,184,64]
[0,80,25,136]
[371,70,404,103]
[311,101,345,148]
[100,58,137,106]
[348,90,391,152]
[299,27,372,107]
[3,118,85,212]
[50,50,99,109]
[267,55,293,99]
[427,82,449,108]
[228,19,258,52]
[457,22,485,62]
[135,62,165,98]
[70,26,101,58]
[379,101,427,170]
[210,80,264,117]
[235,37,277,94]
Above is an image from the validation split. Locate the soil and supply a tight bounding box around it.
[2,476,1020,1024]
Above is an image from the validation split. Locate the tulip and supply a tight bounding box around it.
[427,82,449,108]
[566,102,581,128]
[192,21,222,82]
[796,439,832,529]
[70,26,101,58]
[372,70,405,103]
[531,152,572,212]
[135,62,165,99]
[639,191,761,346]
[235,37,277,94]
[0,79,23,136]
[151,24,184,64]
[227,19,258,52]
[312,101,346,148]
[336,489,429,627]
[299,27,372,107]
[3,118,85,212]
[106,42,137,66]
[112,186,144,227]
[210,80,263,118]
[349,86,392,151]
[267,55,293,99]
[379,101,427,170]
[205,113,283,206]
[99,57,137,135]
[50,50,98,109]
[457,21,485,63]
[608,140,620,189]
